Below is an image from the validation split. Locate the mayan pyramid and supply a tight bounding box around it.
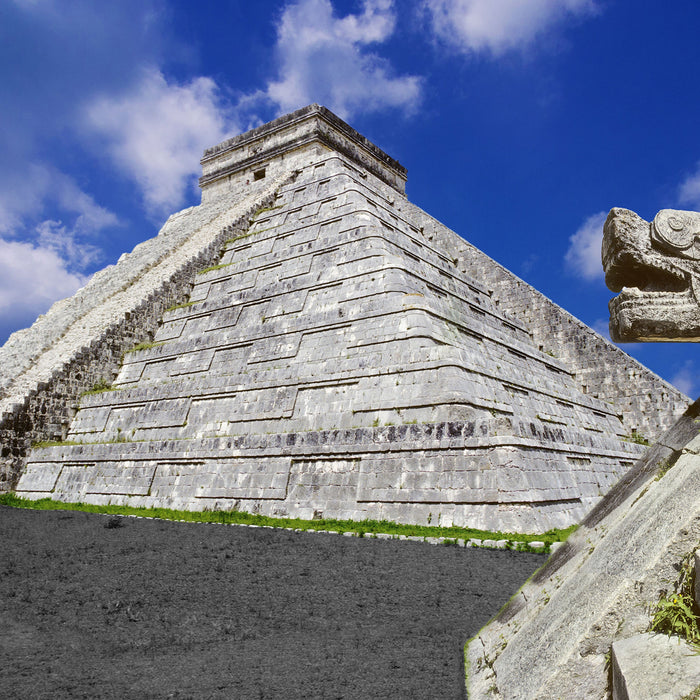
[2,105,688,533]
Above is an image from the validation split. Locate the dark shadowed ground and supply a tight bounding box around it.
[0,506,544,699]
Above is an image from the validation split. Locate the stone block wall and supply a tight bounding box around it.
[405,204,689,441]
[1,104,689,535]
[465,398,700,698]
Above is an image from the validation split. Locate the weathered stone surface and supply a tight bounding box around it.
[2,105,690,532]
[612,633,700,700]
[430,206,689,439]
[465,399,700,698]
[604,207,700,341]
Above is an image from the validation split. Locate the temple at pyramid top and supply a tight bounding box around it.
[0,105,690,533]
[199,103,408,196]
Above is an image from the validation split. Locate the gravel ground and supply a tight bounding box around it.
[0,506,544,699]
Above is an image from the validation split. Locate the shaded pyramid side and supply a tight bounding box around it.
[403,203,689,441]
[18,151,646,533]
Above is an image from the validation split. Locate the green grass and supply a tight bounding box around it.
[623,430,650,446]
[125,341,165,354]
[252,204,283,218]
[80,378,123,397]
[651,550,700,647]
[29,440,82,449]
[224,225,278,247]
[164,301,197,312]
[655,452,681,481]
[196,262,233,275]
[0,493,575,548]
[224,231,255,245]
[680,686,700,700]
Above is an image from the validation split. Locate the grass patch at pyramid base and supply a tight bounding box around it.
[0,492,575,551]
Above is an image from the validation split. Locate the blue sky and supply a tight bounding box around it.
[1,0,698,396]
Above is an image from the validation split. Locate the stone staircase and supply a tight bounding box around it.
[465,398,700,699]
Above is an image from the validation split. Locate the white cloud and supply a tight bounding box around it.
[35,220,102,270]
[564,211,607,281]
[85,68,233,217]
[265,0,422,119]
[0,237,87,321]
[671,361,696,397]
[0,164,117,238]
[52,176,119,235]
[0,164,52,235]
[0,163,116,337]
[423,0,598,56]
[679,163,700,209]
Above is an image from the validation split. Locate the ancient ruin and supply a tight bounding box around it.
[604,207,700,341]
[0,105,689,533]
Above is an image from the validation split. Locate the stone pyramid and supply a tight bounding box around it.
[5,105,688,533]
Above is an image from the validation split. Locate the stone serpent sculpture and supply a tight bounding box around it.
[603,207,700,341]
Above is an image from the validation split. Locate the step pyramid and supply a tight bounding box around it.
[13,105,685,533]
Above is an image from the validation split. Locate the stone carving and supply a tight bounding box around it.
[603,207,700,341]
[463,204,700,698]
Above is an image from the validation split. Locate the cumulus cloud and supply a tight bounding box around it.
[679,163,700,209]
[564,211,607,281]
[0,237,88,325]
[35,220,102,270]
[0,163,117,338]
[85,68,233,217]
[423,0,598,56]
[0,164,118,238]
[52,175,119,235]
[671,361,696,397]
[0,164,117,275]
[0,165,52,235]
[81,3,422,214]
[264,0,422,119]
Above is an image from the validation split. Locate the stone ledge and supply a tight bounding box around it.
[612,633,700,700]
[464,398,700,699]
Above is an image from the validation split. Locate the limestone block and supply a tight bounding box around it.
[612,633,700,700]
[86,462,156,496]
[15,462,62,492]
[604,207,700,342]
